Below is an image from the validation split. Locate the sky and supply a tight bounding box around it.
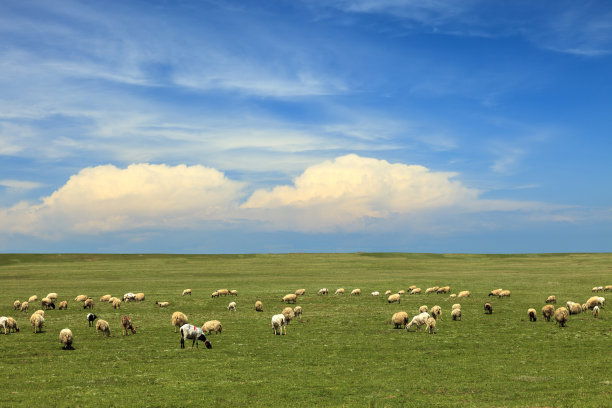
[1,0,611,253]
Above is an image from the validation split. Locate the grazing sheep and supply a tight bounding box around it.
[112,298,122,309]
[371,291,380,296]
[392,311,409,328]
[211,291,219,298]
[430,305,442,320]
[0,317,8,335]
[282,307,295,324]
[59,328,73,350]
[46,293,58,301]
[87,313,98,327]
[156,301,170,308]
[528,308,537,322]
[30,313,44,333]
[604,285,612,292]
[585,297,599,309]
[457,291,471,298]
[542,305,555,322]
[449,294,457,298]
[566,300,577,309]
[108,297,117,303]
[202,320,222,334]
[452,304,461,311]
[282,294,297,303]
[75,295,88,302]
[545,295,556,304]
[488,289,503,297]
[350,289,361,296]
[426,317,436,334]
[425,287,437,294]
[334,288,345,295]
[484,303,493,314]
[134,293,145,302]
[13,300,21,310]
[293,306,303,319]
[582,303,588,312]
[180,324,212,349]
[271,314,287,335]
[569,303,582,315]
[387,294,401,304]
[398,290,406,295]
[554,307,569,327]
[83,298,94,310]
[28,295,38,303]
[171,312,188,332]
[123,293,136,302]
[6,317,19,333]
[99,294,112,302]
[592,286,602,292]
[451,308,462,321]
[593,306,600,318]
[418,305,428,314]
[41,297,55,310]
[255,301,263,312]
[227,301,237,311]
[34,309,45,317]
[385,290,392,296]
[410,288,422,295]
[96,319,111,336]
[408,285,416,291]
[499,290,511,298]
[436,286,451,294]
[405,312,430,331]
[318,288,328,295]
[182,289,192,296]
[597,297,605,308]
[121,315,136,336]
[217,289,230,296]
[295,289,306,296]
[58,301,68,310]
[229,290,238,296]
[20,302,29,313]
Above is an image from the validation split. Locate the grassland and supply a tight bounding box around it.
[0,253,610,407]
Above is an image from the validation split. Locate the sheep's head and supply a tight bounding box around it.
[204,340,212,349]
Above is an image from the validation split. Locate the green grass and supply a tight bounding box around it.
[0,253,610,407]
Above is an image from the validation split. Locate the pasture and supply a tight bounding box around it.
[0,253,610,407]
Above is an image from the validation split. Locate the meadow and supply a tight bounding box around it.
[0,253,610,407]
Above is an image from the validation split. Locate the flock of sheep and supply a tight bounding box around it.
[1,284,609,350]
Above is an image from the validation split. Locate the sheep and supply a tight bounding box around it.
[227,301,237,311]
[384,290,392,296]
[20,302,29,313]
[488,289,503,297]
[604,285,612,292]
[134,293,145,302]
[13,300,21,310]
[75,295,88,302]
[28,295,38,303]
[108,297,117,303]
[554,307,569,327]
[282,294,297,304]
[156,301,170,308]
[528,308,537,322]
[484,303,493,314]
[408,285,417,291]
[334,288,345,295]
[59,328,73,350]
[202,320,222,334]
[41,297,55,310]
[371,291,380,296]
[569,303,582,315]
[452,304,461,311]
[499,290,511,298]
[391,311,409,328]
[229,290,238,296]
[566,300,578,309]
[211,291,219,298]
[99,294,112,302]
[430,305,442,320]
[350,289,361,296]
[46,293,58,301]
[96,319,111,336]
[582,303,588,312]
[457,291,471,298]
[436,286,450,294]
[0,317,8,335]
[121,315,136,336]
[30,313,44,333]
[182,289,192,296]
[426,317,436,334]
[83,298,94,310]
[282,307,295,324]
[398,290,405,295]
[405,312,430,331]
[295,289,306,296]
[123,293,136,302]
[545,295,556,304]
[451,308,461,321]
[585,297,599,309]
[449,294,457,298]
[597,297,605,308]
[180,324,212,349]
[293,306,303,319]
[592,286,602,292]
[593,306,600,318]
[171,311,188,332]
[418,305,428,314]
[34,309,45,317]
[58,301,68,310]
[87,313,98,327]
[425,287,437,294]
[410,288,422,295]
[387,294,401,304]
[318,288,329,295]
[112,298,122,309]
[217,289,230,296]
[255,300,263,312]
[7,317,19,333]
[271,314,287,335]
[542,305,555,321]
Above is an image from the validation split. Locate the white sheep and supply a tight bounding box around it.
[13,300,21,310]
[156,301,170,308]
[318,288,329,295]
[46,293,58,301]
[182,289,192,296]
[430,305,442,320]
[271,314,287,335]
[202,320,222,334]
[457,291,471,298]
[410,288,422,295]
[452,304,461,311]
[30,313,44,333]
[20,302,29,313]
[171,312,188,332]
[255,300,263,312]
[96,319,111,336]
[426,317,436,334]
[545,295,556,304]
[528,308,537,322]
[293,306,303,319]
[405,312,430,331]
[180,324,212,349]
[350,289,361,296]
[28,295,38,303]
[593,306,600,318]
[335,288,345,295]
[134,293,145,302]
[59,328,73,350]
[371,291,380,296]
[75,295,88,302]
[282,294,297,303]
[227,301,237,311]
[295,289,306,296]
[418,305,428,314]
[391,311,409,328]
[451,308,461,321]
[385,290,392,296]
[282,307,295,324]
[6,317,19,333]
[0,316,8,335]
[58,300,68,310]
[99,294,112,302]
[123,292,136,302]
[597,297,605,308]
[387,294,401,304]
[112,298,122,309]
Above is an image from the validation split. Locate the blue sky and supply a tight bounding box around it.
[1,0,611,253]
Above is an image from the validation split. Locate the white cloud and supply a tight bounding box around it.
[0,180,44,190]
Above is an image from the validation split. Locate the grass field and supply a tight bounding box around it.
[1,253,610,407]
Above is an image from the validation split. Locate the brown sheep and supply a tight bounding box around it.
[121,315,136,336]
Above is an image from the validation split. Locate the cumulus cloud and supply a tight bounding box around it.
[0,163,245,237]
